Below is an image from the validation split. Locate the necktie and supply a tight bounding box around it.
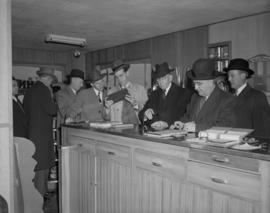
[98,91,102,103]
[162,90,166,100]
[16,97,24,112]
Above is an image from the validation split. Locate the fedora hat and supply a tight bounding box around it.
[36,67,58,83]
[223,58,254,77]
[154,62,174,79]
[67,69,84,80]
[85,67,106,83]
[187,58,220,80]
[112,59,130,73]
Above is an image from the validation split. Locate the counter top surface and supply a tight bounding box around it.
[62,123,270,161]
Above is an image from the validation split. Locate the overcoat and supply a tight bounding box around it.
[233,84,270,138]
[23,81,57,171]
[139,83,192,126]
[181,86,236,132]
[13,98,28,138]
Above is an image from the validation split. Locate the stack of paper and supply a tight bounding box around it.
[144,129,187,139]
[89,121,122,129]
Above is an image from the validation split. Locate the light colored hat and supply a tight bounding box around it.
[36,67,57,83]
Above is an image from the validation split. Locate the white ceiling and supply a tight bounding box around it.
[12,0,270,52]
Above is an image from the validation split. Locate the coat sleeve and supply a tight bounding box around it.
[251,92,270,137]
[175,89,193,121]
[55,90,69,119]
[216,95,236,128]
[66,92,84,119]
[40,87,58,116]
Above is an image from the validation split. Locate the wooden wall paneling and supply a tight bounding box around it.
[106,47,115,63]
[124,39,151,61]
[99,49,107,64]
[114,45,125,60]
[209,13,270,59]
[85,52,92,78]
[151,33,177,66]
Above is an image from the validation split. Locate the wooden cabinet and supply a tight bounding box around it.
[60,127,270,213]
[133,149,187,213]
[96,142,132,213]
[61,137,96,213]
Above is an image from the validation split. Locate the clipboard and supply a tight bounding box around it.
[106,89,129,103]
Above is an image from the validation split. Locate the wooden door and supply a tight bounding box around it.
[61,144,95,213]
[96,142,132,213]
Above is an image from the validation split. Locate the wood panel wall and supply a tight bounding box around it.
[12,47,86,76]
[209,12,270,59]
[85,26,208,78]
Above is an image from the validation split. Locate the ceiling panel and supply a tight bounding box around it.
[12,0,270,51]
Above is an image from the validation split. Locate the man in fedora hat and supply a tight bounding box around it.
[66,67,108,122]
[23,67,58,197]
[56,69,84,124]
[105,59,148,124]
[139,62,192,130]
[172,58,235,132]
[224,58,270,137]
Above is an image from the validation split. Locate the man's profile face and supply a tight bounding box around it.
[12,79,19,96]
[71,77,84,91]
[228,69,246,90]
[193,80,214,97]
[115,69,128,87]
[157,74,172,90]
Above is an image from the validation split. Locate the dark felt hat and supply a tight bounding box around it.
[36,67,58,83]
[187,58,220,80]
[154,62,174,79]
[85,67,106,83]
[112,59,130,73]
[223,58,254,77]
[67,69,85,80]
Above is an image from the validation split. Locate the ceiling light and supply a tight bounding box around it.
[45,34,87,47]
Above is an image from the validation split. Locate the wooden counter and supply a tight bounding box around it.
[60,125,270,213]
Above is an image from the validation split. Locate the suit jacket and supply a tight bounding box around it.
[23,81,58,171]
[233,84,270,138]
[109,82,148,124]
[55,86,77,125]
[139,83,192,126]
[67,88,107,121]
[181,86,236,132]
[13,98,27,138]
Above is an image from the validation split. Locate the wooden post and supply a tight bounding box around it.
[0,0,14,212]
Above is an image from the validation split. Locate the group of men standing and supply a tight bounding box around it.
[12,57,270,202]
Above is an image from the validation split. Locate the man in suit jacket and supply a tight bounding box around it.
[172,58,235,132]
[106,59,148,124]
[139,62,192,130]
[56,69,84,124]
[66,70,108,121]
[12,77,27,138]
[224,58,270,138]
[23,67,58,196]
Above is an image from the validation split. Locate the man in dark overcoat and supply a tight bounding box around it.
[139,62,192,130]
[23,67,58,196]
[172,58,236,132]
[224,58,270,138]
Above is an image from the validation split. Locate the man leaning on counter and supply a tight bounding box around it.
[172,58,236,132]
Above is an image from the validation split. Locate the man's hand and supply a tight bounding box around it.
[183,122,196,132]
[170,121,184,129]
[65,117,74,123]
[144,108,155,120]
[125,94,138,108]
[104,98,114,108]
[151,121,168,131]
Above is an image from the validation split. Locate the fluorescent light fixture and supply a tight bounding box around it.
[45,34,87,47]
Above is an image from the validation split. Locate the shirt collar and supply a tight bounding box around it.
[164,83,172,96]
[236,83,247,96]
[93,88,102,96]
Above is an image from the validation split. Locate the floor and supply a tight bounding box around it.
[43,190,59,213]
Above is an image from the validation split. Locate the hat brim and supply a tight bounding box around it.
[112,64,130,73]
[86,73,106,83]
[187,70,220,80]
[223,67,254,75]
[155,68,175,79]
[66,74,84,80]
[37,70,58,83]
